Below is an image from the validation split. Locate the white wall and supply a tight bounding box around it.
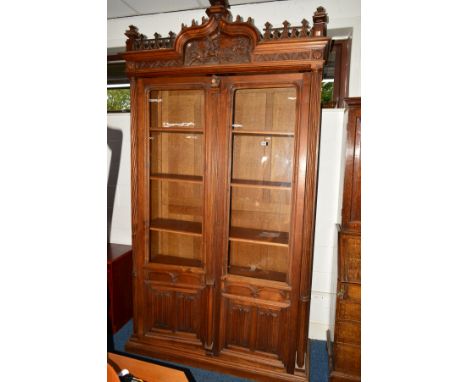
[107,113,132,245]
[309,109,346,340]
[107,0,360,96]
[107,0,359,340]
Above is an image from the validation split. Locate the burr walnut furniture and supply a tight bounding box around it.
[121,1,330,381]
[329,97,361,381]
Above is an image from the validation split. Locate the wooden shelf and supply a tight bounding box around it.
[150,218,202,236]
[228,265,286,283]
[232,130,294,137]
[229,226,289,247]
[150,128,203,134]
[150,255,202,268]
[231,179,291,190]
[150,174,203,183]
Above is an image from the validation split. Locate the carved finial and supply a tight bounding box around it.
[191,19,198,27]
[312,6,328,37]
[168,31,176,47]
[138,34,146,50]
[124,25,140,51]
[181,23,186,30]
[263,22,272,40]
[300,19,310,37]
[247,17,254,25]
[206,0,230,19]
[291,27,298,38]
[209,0,230,7]
[202,16,207,24]
[235,15,243,23]
[281,20,290,38]
[153,32,160,49]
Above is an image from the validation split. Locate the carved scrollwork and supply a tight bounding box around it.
[184,33,251,66]
[312,49,323,59]
[135,59,184,69]
[254,51,311,62]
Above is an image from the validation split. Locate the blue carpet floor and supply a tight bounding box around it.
[113,320,329,382]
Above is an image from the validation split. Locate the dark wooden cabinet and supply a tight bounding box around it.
[330,97,361,382]
[341,97,361,233]
[108,244,133,334]
[121,2,331,381]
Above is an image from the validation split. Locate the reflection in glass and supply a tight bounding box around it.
[149,90,204,129]
[232,135,293,185]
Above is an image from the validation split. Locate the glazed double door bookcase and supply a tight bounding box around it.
[147,77,297,279]
[123,2,330,381]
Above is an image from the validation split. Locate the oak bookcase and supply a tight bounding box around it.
[122,2,331,381]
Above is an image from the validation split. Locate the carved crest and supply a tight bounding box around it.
[185,33,251,65]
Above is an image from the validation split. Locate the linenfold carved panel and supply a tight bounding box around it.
[184,33,251,66]
[256,308,281,354]
[146,282,202,337]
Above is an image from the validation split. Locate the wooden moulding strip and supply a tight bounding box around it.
[221,273,291,290]
[149,128,204,133]
[149,255,202,268]
[229,226,289,247]
[150,173,203,183]
[227,265,287,283]
[232,130,294,137]
[149,218,202,236]
[230,179,291,190]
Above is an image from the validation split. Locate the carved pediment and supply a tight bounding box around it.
[123,1,330,71]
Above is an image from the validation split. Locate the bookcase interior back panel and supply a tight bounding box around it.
[233,88,296,132]
[150,132,203,177]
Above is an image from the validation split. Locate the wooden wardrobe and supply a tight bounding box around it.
[122,1,331,381]
[329,97,361,381]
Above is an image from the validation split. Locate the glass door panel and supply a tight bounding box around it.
[150,132,203,179]
[228,86,297,281]
[230,187,291,234]
[149,90,204,130]
[150,180,203,223]
[232,88,296,133]
[148,88,205,267]
[150,231,202,267]
[231,134,294,186]
[229,242,288,282]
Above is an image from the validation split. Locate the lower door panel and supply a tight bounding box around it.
[219,277,292,368]
[144,281,204,345]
